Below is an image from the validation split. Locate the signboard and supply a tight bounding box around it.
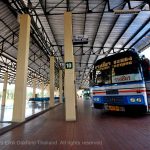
[73,35,88,45]
[112,74,142,83]
[65,62,73,69]
[95,61,111,70]
[95,56,133,71]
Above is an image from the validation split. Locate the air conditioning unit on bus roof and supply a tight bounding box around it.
[73,35,88,45]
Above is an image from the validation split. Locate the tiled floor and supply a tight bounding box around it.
[0,123,11,128]
[0,98,149,150]
[0,101,55,129]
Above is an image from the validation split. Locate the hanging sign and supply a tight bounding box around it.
[65,62,73,69]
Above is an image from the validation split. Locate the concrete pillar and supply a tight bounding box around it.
[59,70,63,103]
[50,56,55,107]
[32,78,36,98]
[41,81,44,97]
[12,14,31,122]
[64,12,76,121]
[1,72,8,106]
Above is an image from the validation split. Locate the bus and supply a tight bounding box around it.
[90,50,150,113]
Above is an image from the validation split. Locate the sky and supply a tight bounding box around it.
[140,47,150,60]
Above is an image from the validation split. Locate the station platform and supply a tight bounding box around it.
[0,101,59,131]
[0,98,149,150]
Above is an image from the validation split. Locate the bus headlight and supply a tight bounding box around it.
[93,97,101,102]
[94,98,99,102]
[130,98,135,102]
[136,98,142,102]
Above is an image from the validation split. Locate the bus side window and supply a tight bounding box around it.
[141,58,150,80]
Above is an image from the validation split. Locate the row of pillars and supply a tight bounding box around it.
[32,79,45,98]
[1,12,76,122]
[1,76,59,105]
[1,72,8,106]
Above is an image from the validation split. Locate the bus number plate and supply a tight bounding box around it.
[104,104,124,111]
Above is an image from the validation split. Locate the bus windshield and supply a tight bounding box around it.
[94,51,142,85]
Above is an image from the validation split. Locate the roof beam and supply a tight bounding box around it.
[105,3,146,56]
[47,0,65,13]
[81,1,126,85]
[52,44,129,49]
[3,0,53,58]
[79,2,88,68]
[39,0,63,68]
[118,16,150,52]
[71,0,84,11]
[66,0,70,11]
[93,3,127,62]
[128,28,150,50]
[80,0,107,84]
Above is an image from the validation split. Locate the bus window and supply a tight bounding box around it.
[95,69,111,85]
[114,62,139,76]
